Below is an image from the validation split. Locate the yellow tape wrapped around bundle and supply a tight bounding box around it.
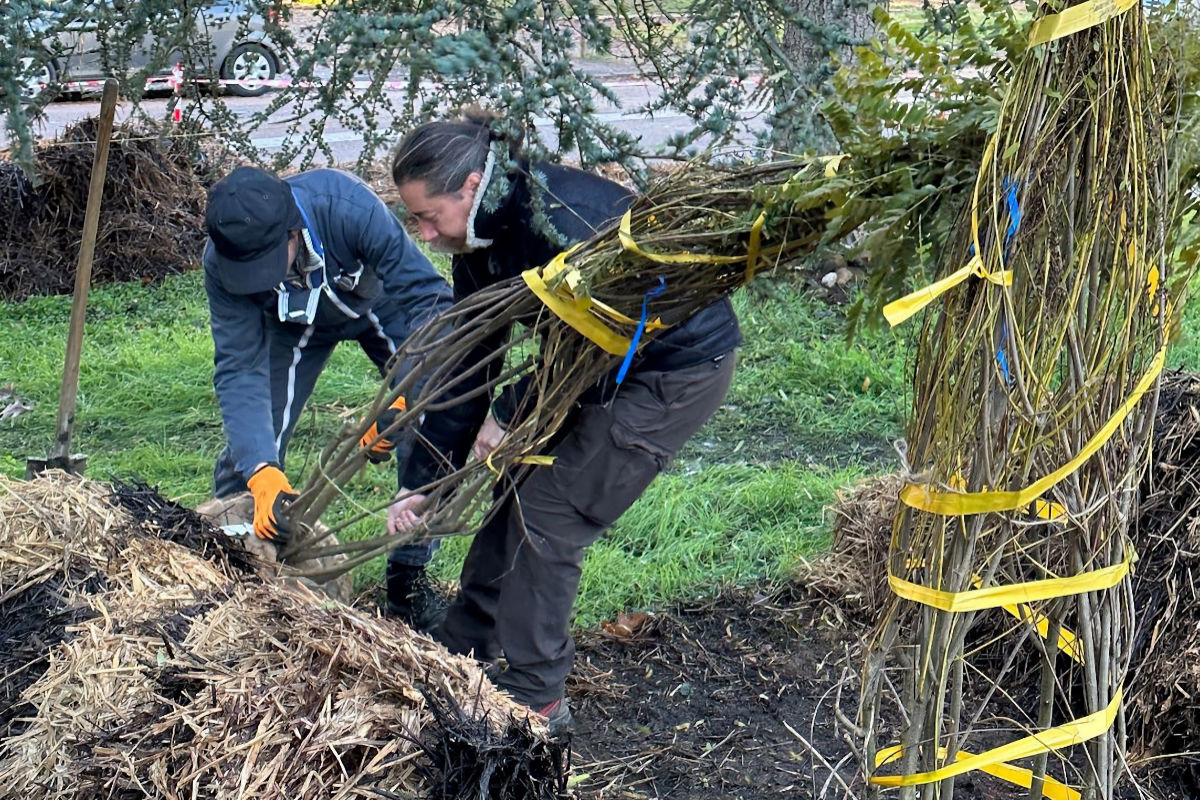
[869,0,1149,793]
[888,548,1133,614]
[872,689,1121,798]
[899,345,1166,515]
[1028,0,1139,46]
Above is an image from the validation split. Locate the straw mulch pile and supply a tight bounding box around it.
[0,472,568,799]
[797,473,901,621]
[0,118,207,301]
[1126,370,1200,784]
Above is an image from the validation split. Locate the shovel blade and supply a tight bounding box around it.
[25,454,88,479]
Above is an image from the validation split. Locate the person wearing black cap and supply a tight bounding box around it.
[204,165,454,627]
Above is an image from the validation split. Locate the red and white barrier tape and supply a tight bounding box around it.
[44,62,711,96]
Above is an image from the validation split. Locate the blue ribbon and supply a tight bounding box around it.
[996,320,1013,384]
[994,178,1021,385]
[616,277,667,385]
[1002,177,1021,258]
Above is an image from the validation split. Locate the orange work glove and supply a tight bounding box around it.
[359,395,407,463]
[246,465,298,544]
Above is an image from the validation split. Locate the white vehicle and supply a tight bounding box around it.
[18,0,286,101]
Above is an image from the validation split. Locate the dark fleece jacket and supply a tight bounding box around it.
[402,161,740,490]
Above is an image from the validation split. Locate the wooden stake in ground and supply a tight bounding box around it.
[25,78,119,478]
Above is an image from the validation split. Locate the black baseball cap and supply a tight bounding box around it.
[205,166,304,294]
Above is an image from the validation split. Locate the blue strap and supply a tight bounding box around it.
[1002,177,1021,257]
[996,319,1013,384]
[994,177,1021,385]
[289,189,327,291]
[616,277,667,385]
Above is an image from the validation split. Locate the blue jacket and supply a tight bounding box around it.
[204,168,452,480]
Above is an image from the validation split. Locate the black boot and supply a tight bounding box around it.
[386,562,446,631]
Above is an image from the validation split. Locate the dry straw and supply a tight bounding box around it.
[0,473,566,799]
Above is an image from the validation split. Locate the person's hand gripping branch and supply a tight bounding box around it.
[472,411,505,465]
[388,489,426,535]
[388,411,507,535]
[246,464,299,544]
[359,395,407,463]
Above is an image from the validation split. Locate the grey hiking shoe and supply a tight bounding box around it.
[532,697,574,737]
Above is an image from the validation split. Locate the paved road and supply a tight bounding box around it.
[5,72,766,164]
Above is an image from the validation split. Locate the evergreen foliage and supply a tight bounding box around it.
[2,0,1195,324]
[2,0,878,174]
[820,0,1024,329]
[821,0,1198,330]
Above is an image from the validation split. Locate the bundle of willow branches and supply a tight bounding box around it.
[857,1,1182,798]
[275,157,855,579]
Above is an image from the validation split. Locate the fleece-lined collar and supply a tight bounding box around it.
[464,141,525,252]
[464,149,496,251]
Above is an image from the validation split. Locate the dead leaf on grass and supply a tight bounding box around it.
[600,610,654,640]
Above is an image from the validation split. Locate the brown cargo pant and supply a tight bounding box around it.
[436,352,737,707]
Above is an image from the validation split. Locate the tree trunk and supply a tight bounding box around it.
[774,0,880,153]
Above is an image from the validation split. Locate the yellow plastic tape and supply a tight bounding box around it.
[1003,598,1084,663]
[888,548,1131,613]
[541,247,666,333]
[1028,0,1138,47]
[532,205,777,350]
[874,746,1081,799]
[883,138,1010,327]
[901,344,1166,515]
[822,153,848,178]
[1034,498,1066,521]
[961,575,1084,662]
[883,254,1012,326]
[745,211,768,282]
[872,688,1121,789]
[618,210,751,266]
[484,452,556,474]
[889,567,1083,659]
[522,267,632,355]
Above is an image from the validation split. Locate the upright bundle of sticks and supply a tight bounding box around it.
[859,2,1176,797]
[279,157,855,578]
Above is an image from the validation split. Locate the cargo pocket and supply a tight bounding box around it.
[565,419,672,529]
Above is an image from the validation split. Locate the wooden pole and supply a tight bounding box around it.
[45,78,119,470]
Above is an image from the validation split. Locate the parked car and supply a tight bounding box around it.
[17,0,286,101]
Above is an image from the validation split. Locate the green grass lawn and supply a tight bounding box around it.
[0,268,910,625]
[2,266,1194,627]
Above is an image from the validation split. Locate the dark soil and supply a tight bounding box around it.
[564,586,1194,800]
[567,588,866,799]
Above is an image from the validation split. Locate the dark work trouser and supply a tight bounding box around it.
[436,352,737,706]
[212,297,436,566]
